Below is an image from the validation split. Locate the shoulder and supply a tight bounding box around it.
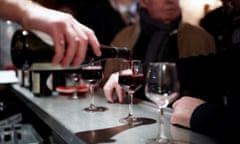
[178,23,216,57]
[110,22,140,50]
[178,23,213,39]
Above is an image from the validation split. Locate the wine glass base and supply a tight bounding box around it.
[70,96,80,100]
[119,116,142,125]
[83,106,108,112]
[146,138,174,144]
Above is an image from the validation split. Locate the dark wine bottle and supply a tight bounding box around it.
[11,29,131,70]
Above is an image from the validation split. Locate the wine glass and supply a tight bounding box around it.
[145,62,180,144]
[81,61,107,112]
[118,59,144,124]
[70,73,81,99]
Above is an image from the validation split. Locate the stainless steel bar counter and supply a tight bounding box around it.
[11,84,217,144]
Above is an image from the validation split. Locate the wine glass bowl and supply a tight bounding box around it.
[145,62,179,143]
[118,60,144,124]
[118,71,144,94]
[81,61,107,112]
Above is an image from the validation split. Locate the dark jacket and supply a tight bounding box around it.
[176,43,240,143]
[132,8,180,100]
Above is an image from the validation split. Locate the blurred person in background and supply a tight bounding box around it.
[103,0,182,102]
[103,0,216,102]
[0,0,101,68]
[103,0,220,85]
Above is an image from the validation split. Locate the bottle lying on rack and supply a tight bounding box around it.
[11,29,131,70]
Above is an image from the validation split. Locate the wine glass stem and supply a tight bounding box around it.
[128,92,134,118]
[72,79,78,99]
[158,107,165,139]
[89,85,96,109]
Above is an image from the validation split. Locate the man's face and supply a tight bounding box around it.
[139,0,181,23]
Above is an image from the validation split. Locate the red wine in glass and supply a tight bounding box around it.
[118,73,144,93]
[118,59,144,124]
[81,66,103,84]
[81,62,108,112]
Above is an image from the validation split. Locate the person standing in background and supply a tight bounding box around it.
[102,0,219,86]
[0,0,101,68]
[103,0,217,102]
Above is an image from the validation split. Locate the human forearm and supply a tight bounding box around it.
[0,0,37,24]
[0,0,52,31]
[0,0,101,68]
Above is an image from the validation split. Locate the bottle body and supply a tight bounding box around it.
[11,29,54,70]
[11,29,131,70]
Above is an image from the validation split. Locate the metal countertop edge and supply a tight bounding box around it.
[10,84,86,144]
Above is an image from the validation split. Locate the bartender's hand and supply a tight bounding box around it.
[170,96,205,128]
[17,1,101,67]
[103,72,124,103]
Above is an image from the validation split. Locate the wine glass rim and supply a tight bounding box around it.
[122,59,141,62]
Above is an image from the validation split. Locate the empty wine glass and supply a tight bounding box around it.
[118,59,144,124]
[70,73,81,99]
[145,62,180,144]
[81,61,107,112]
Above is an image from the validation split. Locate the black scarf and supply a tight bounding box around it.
[139,8,181,73]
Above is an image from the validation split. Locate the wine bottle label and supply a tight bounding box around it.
[32,72,40,94]
[30,62,62,70]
